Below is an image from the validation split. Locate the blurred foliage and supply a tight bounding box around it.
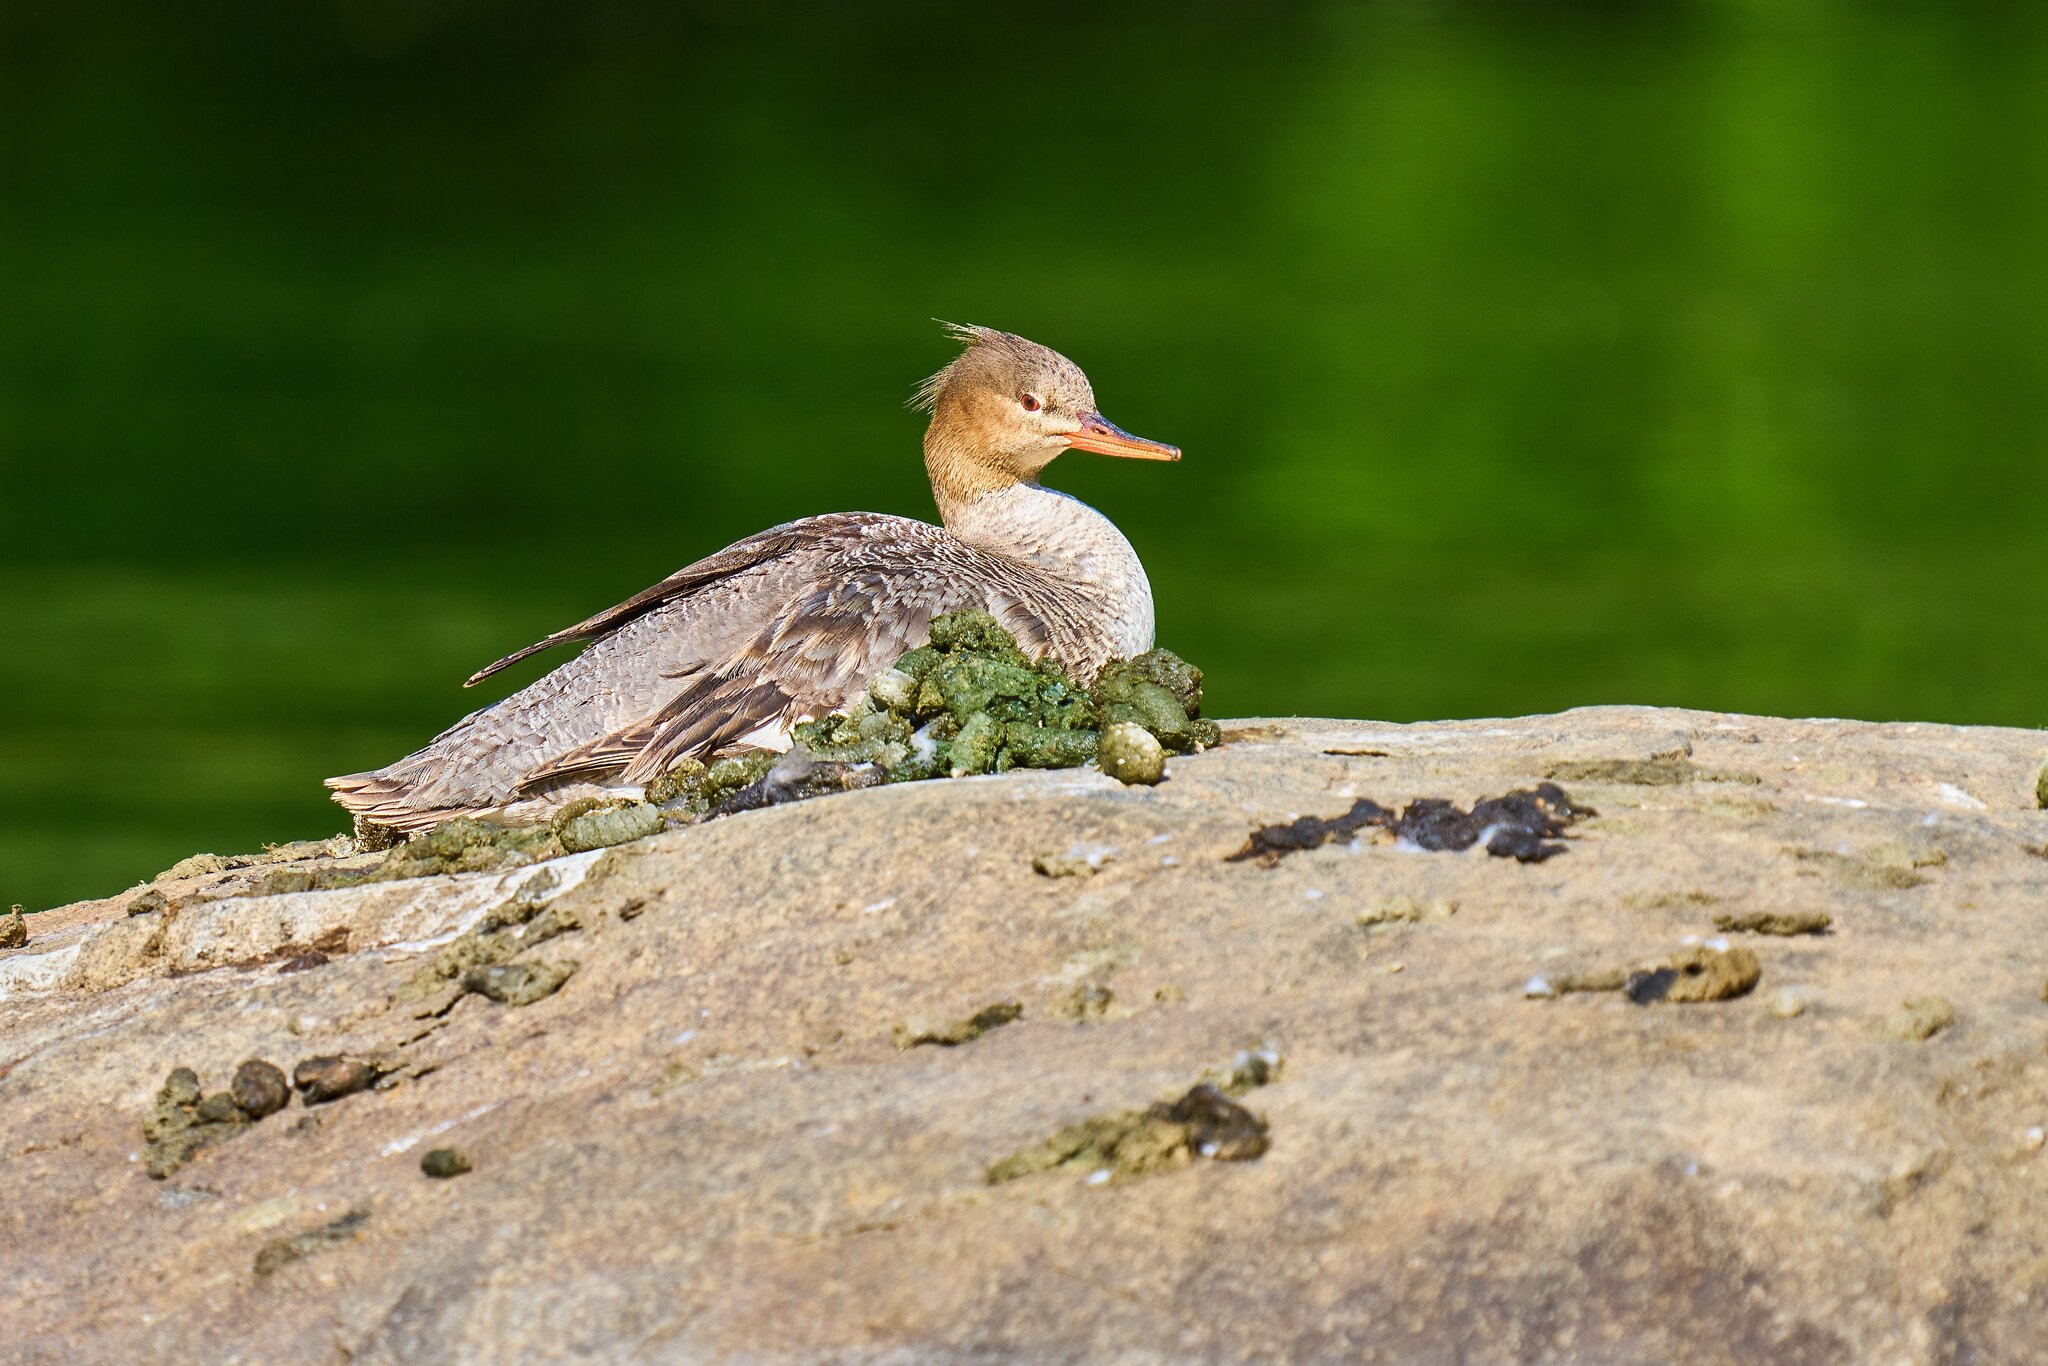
[3,1,2045,908]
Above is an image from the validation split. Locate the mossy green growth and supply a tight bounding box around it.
[1093,651,1221,751]
[927,610,1031,663]
[383,818,560,880]
[799,611,1216,787]
[552,798,662,853]
[248,816,564,894]
[645,752,777,815]
[634,612,1216,813]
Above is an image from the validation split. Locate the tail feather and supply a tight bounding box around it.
[324,771,488,834]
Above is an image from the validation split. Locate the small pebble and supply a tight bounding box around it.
[231,1059,292,1119]
[293,1055,383,1104]
[1032,847,1114,879]
[2022,1127,2046,1154]
[868,667,918,712]
[1523,975,1557,999]
[421,1147,473,1179]
[193,1093,244,1125]
[1883,996,1957,1042]
[1229,1047,1282,1091]
[1097,723,1166,786]
[1767,989,1809,1019]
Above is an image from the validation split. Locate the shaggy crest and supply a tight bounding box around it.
[910,321,1086,413]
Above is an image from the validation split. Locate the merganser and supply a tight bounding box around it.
[326,323,1179,832]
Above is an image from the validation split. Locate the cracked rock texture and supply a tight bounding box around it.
[4,707,2048,1363]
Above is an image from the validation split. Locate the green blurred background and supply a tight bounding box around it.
[4,1,2045,911]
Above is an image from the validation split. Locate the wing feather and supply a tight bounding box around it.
[462,521,831,687]
[517,548,1058,792]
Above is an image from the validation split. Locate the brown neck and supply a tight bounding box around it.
[923,396,1025,527]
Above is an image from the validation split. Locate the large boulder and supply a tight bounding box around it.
[4,707,2047,1363]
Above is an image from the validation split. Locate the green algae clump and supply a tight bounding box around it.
[821,611,1213,789]
[386,818,560,879]
[644,611,1219,821]
[646,753,776,815]
[552,798,662,853]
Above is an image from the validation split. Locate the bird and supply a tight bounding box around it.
[325,324,1181,834]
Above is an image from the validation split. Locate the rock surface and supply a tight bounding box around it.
[4,706,2048,1363]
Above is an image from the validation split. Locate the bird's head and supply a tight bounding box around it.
[916,323,1178,514]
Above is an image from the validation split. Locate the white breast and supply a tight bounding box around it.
[946,484,1156,656]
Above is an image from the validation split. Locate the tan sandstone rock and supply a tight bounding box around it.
[2,706,2047,1362]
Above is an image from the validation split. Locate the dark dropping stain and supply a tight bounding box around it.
[1161,1083,1271,1161]
[1624,968,1680,1004]
[1230,783,1592,865]
[1226,799,1392,863]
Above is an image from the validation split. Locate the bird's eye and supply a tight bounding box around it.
[1020,394,1041,412]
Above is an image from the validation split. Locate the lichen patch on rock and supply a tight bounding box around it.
[1794,843,1946,891]
[892,1001,1023,1049]
[253,1207,370,1278]
[1623,946,1762,1004]
[1357,895,1457,928]
[553,799,663,854]
[140,1060,294,1179]
[1713,909,1832,937]
[1546,754,1760,786]
[987,1082,1270,1185]
[1883,995,1958,1041]
[464,957,575,1006]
